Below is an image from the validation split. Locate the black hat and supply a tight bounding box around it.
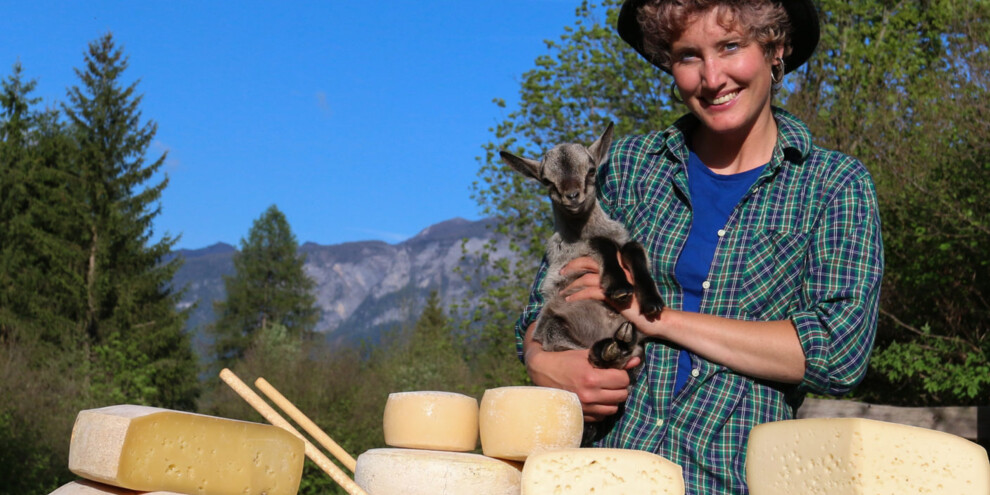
[617,0,820,74]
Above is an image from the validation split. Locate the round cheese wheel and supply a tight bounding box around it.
[521,448,685,494]
[382,391,479,451]
[355,448,522,495]
[479,386,583,461]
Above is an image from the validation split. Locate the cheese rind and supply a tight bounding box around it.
[354,448,522,495]
[479,386,583,461]
[68,405,305,495]
[382,391,478,451]
[50,480,183,495]
[522,448,685,495]
[746,417,990,494]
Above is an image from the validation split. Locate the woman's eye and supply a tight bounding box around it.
[725,42,740,51]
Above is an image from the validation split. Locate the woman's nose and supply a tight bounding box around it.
[700,58,726,89]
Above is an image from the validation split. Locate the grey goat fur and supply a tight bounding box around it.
[499,122,664,371]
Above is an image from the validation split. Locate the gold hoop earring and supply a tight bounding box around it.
[669,80,683,104]
[771,57,785,84]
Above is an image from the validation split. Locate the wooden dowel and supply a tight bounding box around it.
[254,377,358,473]
[219,368,368,495]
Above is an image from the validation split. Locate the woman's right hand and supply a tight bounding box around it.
[523,324,639,422]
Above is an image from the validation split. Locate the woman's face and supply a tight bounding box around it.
[669,9,783,138]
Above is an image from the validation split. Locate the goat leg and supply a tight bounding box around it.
[620,241,665,317]
[590,236,634,303]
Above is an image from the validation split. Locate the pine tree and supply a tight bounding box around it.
[211,204,318,369]
[0,62,40,343]
[62,33,198,409]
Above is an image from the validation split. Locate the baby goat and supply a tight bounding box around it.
[500,122,664,372]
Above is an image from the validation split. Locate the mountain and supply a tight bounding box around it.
[171,217,514,354]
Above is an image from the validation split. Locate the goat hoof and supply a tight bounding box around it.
[639,294,665,318]
[589,339,628,368]
[607,287,633,302]
[614,322,636,344]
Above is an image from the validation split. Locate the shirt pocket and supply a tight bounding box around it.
[739,229,809,318]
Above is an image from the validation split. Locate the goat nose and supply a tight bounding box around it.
[566,191,580,201]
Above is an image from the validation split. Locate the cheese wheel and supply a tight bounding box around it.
[383,391,478,451]
[479,386,583,461]
[354,448,522,495]
[50,480,183,495]
[522,448,684,495]
[68,405,305,495]
[746,418,990,494]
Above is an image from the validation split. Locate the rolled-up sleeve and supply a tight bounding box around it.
[793,173,884,395]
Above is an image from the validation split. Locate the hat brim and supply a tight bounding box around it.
[617,0,820,74]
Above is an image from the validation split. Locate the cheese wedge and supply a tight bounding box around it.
[479,386,583,461]
[68,405,305,495]
[383,391,478,451]
[522,448,685,494]
[746,417,990,494]
[355,448,522,495]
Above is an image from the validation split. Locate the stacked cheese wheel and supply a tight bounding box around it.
[50,405,306,495]
[354,386,685,495]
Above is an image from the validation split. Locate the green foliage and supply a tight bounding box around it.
[0,33,199,493]
[210,204,319,370]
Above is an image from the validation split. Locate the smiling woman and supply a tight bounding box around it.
[515,1,885,493]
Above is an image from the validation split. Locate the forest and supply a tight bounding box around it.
[1,0,987,493]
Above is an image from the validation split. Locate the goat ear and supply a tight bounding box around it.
[499,150,542,182]
[587,121,615,167]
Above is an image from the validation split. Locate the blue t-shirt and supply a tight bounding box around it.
[672,151,766,394]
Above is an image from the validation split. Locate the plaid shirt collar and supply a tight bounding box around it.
[644,106,814,174]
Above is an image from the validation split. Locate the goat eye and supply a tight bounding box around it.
[586,169,596,181]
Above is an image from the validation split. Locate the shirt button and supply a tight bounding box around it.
[717,229,726,237]
[691,368,700,378]
[702,280,711,290]
[657,418,665,427]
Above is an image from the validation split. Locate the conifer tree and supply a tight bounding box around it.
[62,33,197,409]
[211,205,318,369]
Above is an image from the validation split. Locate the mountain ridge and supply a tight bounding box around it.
[171,216,511,355]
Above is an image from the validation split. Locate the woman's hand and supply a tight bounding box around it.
[522,320,639,422]
[559,256,609,302]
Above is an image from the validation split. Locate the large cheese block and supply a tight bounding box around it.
[354,448,522,495]
[746,418,990,494]
[479,386,583,461]
[522,448,684,494]
[68,405,305,495]
[383,391,478,451]
[50,480,183,495]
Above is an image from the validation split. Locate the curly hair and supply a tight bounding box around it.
[637,0,792,72]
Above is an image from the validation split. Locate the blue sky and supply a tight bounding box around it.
[1,1,592,249]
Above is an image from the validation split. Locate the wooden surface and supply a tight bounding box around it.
[798,398,988,444]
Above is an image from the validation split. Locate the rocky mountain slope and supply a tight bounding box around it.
[171,217,513,351]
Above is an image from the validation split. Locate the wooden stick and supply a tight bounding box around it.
[219,368,368,495]
[254,377,358,473]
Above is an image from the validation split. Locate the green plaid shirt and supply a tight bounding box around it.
[515,108,883,494]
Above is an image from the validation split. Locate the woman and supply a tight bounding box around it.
[515,0,883,493]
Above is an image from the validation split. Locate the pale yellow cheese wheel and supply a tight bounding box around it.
[355,448,522,495]
[521,448,685,495]
[479,386,583,461]
[49,480,183,495]
[68,405,305,495]
[746,417,990,494]
[383,391,479,451]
